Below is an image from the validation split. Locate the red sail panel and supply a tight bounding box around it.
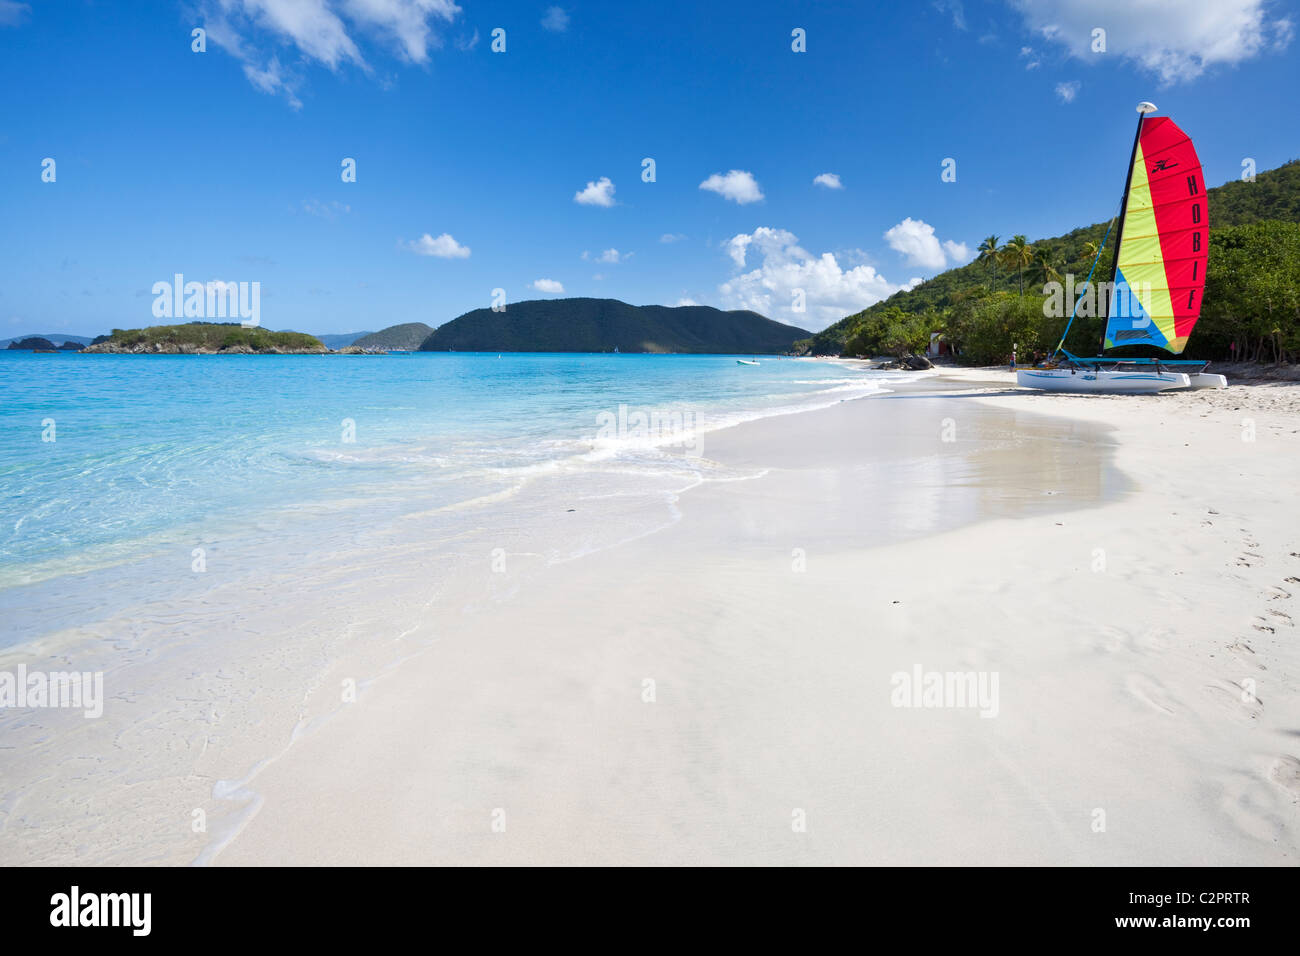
[1138,116,1207,347]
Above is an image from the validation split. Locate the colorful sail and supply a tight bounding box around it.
[1104,115,1207,353]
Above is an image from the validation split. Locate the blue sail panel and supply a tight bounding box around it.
[1104,267,1170,350]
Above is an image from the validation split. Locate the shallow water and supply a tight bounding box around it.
[0,352,897,596]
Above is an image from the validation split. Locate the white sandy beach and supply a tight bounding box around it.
[207,369,1300,866]
[3,367,1298,866]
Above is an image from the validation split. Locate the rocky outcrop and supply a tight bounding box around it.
[873,353,934,370]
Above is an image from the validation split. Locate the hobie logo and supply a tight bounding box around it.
[49,886,151,936]
[152,274,261,327]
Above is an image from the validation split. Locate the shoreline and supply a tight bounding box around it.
[2,368,1297,865]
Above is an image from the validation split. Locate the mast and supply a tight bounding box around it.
[1099,101,1156,355]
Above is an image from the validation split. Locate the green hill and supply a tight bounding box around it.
[1208,159,1300,226]
[419,298,811,353]
[353,323,433,350]
[82,322,327,354]
[800,159,1300,360]
[6,337,60,351]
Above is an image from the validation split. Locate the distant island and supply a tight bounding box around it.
[315,330,374,349]
[6,337,84,351]
[419,298,811,353]
[4,335,89,350]
[82,323,327,354]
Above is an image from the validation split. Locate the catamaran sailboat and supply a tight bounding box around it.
[1018,102,1225,393]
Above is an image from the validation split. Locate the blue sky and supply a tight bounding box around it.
[2,0,1296,336]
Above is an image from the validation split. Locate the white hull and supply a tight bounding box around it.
[1184,372,1227,389]
[1016,368,1190,393]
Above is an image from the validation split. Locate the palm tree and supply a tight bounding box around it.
[1031,249,1061,289]
[1001,235,1033,295]
[977,235,1001,279]
[1082,239,1100,262]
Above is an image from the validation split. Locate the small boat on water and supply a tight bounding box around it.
[737,359,759,366]
[1018,102,1225,394]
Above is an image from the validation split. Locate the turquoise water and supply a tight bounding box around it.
[0,352,893,589]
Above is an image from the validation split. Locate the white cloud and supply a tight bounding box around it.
[574,176,616,207]
[532,278,565,293]
[199,0,462,107]
[942,239,972,264]
[660,233,687,243]
[345,0,463,61]
[541,6,569,32]
[1009,0,1293,85]
[404,232,470,258]
[244,0,360,67]
[718,227,923,330]
[1019,45,1040,69]
[699,170,764,204]
[813,172,843,190]
[674,297,700,307]
[582,248,626,264]
[240,56,301,108]
[1055,80,1080,103]
[883,218,968,271]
